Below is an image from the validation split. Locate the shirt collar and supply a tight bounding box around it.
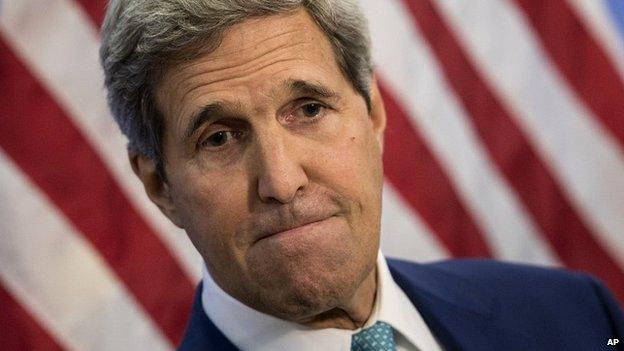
[201,251,437,351]
[375,253,442,351]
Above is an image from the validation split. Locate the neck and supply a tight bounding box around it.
[296,265,378,330]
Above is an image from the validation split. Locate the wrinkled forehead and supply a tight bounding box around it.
[159,8,334,86]
[154,9,347,124]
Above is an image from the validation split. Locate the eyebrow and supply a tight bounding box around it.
[287,79,339,100]
[183,102,232,140]
[183,79,339,140]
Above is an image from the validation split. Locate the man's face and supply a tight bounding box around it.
[152,9,385,321]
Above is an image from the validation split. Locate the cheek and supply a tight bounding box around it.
[310,120,384,213]
[319,127,383,256]
[329,122,382,186]
[170,170,250,258]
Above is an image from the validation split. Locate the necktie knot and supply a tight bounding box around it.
[351,321,396,351]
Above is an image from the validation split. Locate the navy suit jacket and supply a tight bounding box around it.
[178,259,624,350]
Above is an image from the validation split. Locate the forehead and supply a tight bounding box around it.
[195,9,333,67]
[155,8,345,125]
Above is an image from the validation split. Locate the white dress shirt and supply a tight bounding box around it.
[201,251,443,351]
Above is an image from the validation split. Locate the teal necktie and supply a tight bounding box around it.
[351,321,396,351]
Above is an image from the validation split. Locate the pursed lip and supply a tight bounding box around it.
[253,214,336,243]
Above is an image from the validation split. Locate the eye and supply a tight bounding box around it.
[290,101,327,122]
[200,130,240,148]
[301,103,323,118]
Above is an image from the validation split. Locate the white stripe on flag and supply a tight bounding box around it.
[0,151,172,351]
[360,0,560,265]
[0,0,203,281]
[435,0,624,270]
[381,182,450,262]
[567,0,624,79]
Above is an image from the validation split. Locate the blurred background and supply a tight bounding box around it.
[1,0,623,349]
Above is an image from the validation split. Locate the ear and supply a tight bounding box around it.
[369,76,387,152]
[129,151,183,228]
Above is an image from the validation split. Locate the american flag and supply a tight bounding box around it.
[1,0,623,349]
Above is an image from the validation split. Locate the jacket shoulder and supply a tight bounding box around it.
[387,258,624,336]
[390,257,592,291]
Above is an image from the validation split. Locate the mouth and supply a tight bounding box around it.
[255,216,336,243]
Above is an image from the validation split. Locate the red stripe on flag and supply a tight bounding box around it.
[401,0,624,301]
[514,0,624,150]
[380,81,492,257]
[0,38,193,344]
[73,0,106,29]
[0,284,64,351]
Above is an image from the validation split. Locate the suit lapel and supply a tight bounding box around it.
[388,259,525,351]
[177,284,239,351]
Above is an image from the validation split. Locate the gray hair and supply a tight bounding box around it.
[100,0,372,179]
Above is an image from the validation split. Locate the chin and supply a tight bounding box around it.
[248,249,373,321]
[259,274,355,321]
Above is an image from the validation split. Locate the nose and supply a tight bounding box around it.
[254,131,309,204]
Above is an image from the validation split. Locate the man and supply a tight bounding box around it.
[99,0,624,350]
